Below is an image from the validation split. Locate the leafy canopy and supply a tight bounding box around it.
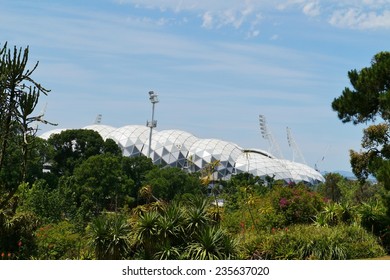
[332,52,390,124]
[332,51,390,217]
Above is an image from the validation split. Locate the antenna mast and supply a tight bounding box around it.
[259,114,283,159]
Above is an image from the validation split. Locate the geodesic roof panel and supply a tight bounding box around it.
[235,151,293,181]
[188,138,243,179]
[82,124,116,140]
[279,160,325,184]
[106,125,151,157]
[144,129,199,167]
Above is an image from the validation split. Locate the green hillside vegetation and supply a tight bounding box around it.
[1,42,389,260]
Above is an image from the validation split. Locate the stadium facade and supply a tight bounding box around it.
[40,124,325,185]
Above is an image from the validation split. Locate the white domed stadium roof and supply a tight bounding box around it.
[144,129,198,168]
[279,159,324,185]
[83,124,116,140]
[106,125,150,157]
[39,128,69,140]
[38,123,325,184]
[188,138,243,179]
[235,150,293,181]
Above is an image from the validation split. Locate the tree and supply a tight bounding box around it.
[88,213,131,260]
[121,155,155,191]
[332,51,390,216]
[135,210,159,259]
[144,167,202,201]
[72,154,135,219]
[319,173,344,202]
[332,52,390,125]
[332,52,390,181]
[0,42,52,209]
[47,129,118,176]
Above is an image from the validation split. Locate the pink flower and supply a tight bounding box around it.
[279,197,289,208]
[18,240,22,247]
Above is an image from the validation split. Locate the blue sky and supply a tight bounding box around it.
[1,0,389,172]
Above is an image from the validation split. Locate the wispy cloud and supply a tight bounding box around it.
[201,11,213,28]
[116,0,269,33]
[302,1,321,17]
[116,0,390,30]
[329,8,390,29]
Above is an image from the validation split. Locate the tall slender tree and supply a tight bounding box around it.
[0,42,52,209]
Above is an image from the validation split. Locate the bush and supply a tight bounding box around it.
[313,201,357,227]
[270,185,325,225]
[221,190,288,236]
[358,200,387,234]
[87,213,131,260]
[241,224,385,260]
[0,209,39,260]
[357,200,390,253]
[34,221,85,259]
[222,184,324,235]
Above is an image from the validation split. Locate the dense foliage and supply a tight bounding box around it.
[332,51,390,217]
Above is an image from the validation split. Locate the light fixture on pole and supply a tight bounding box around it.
[146,91,159,159]
[258,114,283,159]
[259,115,268,139]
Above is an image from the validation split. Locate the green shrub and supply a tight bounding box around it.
[0,210,39,260]
[314,201,358,227]
[35,221,85,259]
[356,200,390,253]
[358,200,387,234]
[87,213,131,260]
[222,184,323,235]
[241,224,385,260]
[270,185,325,225]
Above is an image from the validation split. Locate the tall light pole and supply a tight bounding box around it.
[146,91,159,159]
[259,114,283,159]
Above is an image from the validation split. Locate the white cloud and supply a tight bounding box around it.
[246,29,260,38]
[303,1,321,17]
[115,0,268,12]
[117,0,268,32]
[202,11,213,28]
[117,0,390,30]
[329,8,390,29]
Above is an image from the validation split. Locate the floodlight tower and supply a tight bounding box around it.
[146,91,159,159]
[259,115,283,159]
[286,126,306,164]
[94,114,102,124]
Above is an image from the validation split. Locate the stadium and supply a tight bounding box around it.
[40,123,325,185]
